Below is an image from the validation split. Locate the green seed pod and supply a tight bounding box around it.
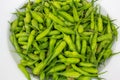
[40,72,45,80]
[24,12,31,24]
[60,5,70,11]
[58,11,74,23]
[63,34,76,51]
[35,0,42,4]
[18,21,24,27]
[81,67,98,74]
[54,24,75,34]
[27,30,36,51]
[18,36,28,42]
[11,19,18,32]
[39,50,46,61]
[58,71,81,78]
[31,11,43,23]
[79,62,95,67]
[31,19,39,30]
[78,25,84,33]
[60,58,80,64]
[48,12,65,26]
[64,51,86,59]
[48,64,66,73]
[18,64,31,80]
[28,53,39,60]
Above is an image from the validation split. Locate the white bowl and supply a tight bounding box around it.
[0,0,120,80]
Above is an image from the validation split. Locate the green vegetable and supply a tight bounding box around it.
[98,12,103,32]
[48,41,66,63]
[48,30,61,35]
[71,64,91,76]
[78,25,84,33]
[58,70,81,78]
[60,58,80,64]
[64,51,85,59]
[36,23,53,41]
[48,12,65,26]
[81,39,87,61]
[97,33,112,42]
[48,64,66,73]
[40,71,45,80]
[31,19,39,30]
[39,50,45,61]
[27,30,36,51]
[79,62,95,67]
[33,60,47,75]
[63,34,76,51]
[91,12,95,30]
[76,32,81,52]
[31,11,43,23]
[73,5,79,22]
[11,19,18,32]
[81,67,98,73]
[18,64,31,80]
[58,11,74,23]
[9,0,118,80]
[24,12,31,24]
[54,24,75,34]
[49,37,57,55]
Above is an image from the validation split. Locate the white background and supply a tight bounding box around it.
[0,0,120,80]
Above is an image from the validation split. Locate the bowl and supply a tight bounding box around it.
[1,0,120,80]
